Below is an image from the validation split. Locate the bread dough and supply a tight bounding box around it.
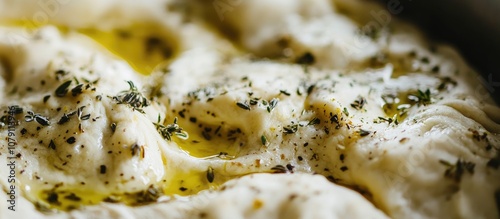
[0,0,498,218]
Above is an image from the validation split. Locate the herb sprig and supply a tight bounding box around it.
[113,81,150,113]
[350,96,366,110]
[154,116,188,141]
[25,111,50,126]
[439,159,475,182]
[408,89,432,106]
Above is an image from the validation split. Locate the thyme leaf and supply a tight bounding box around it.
[358,129,371,137]
[154,116,188,141]
[71,84,84,96]
[261,135,267,146]
[279,90,291,96]
[236,101,251,110]
[408,89,432,106]
[206,167,214,183]
[307,118,320,126]
[267,98,279,113]
[270,165,288,173]
[283,124,298,134]
[25,111,50,126]
[439,159,475,183]
[350,96,366,110]
[55,81,72,97]
[113,81,150,113]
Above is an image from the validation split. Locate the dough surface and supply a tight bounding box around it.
[0,0,499,218]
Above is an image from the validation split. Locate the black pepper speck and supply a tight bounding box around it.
[67,137,76,144]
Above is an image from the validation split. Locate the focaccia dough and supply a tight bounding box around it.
[0,0,499,219]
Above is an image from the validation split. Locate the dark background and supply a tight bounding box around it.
[376,0,500,105]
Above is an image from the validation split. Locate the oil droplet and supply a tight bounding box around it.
[163,170,209,196]
[173,120,240,159]
[76,24,177,75]
[381,91,416,121]
[1,20,178,75]
[36,189,109,211]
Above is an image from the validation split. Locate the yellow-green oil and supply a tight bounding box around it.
[1,20,178,74]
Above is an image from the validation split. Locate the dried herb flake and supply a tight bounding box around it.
[55,81,72,97]
[236,102,251,110]
[206,167,214,183]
